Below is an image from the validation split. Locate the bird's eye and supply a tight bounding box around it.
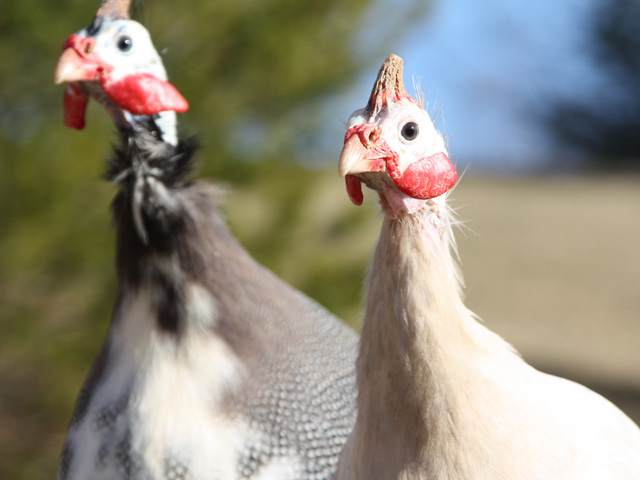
[401,122,419,141]
[117,36,133,52]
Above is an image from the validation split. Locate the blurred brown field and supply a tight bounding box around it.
[1,170,639,477]
[451,174,640,421]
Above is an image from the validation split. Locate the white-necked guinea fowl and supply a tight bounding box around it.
[335,54,640,480]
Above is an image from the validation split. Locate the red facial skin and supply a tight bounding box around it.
[342,123,458,204]
[345,175,365,206]
[102,73,189,116]
[63,83,90,130]
[56,33,188,129]
[387,151,458,200]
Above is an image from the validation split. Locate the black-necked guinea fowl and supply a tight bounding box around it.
[53,1,357,479]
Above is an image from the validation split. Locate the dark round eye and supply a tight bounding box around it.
[401,122,419,141]
[117,36,133,52]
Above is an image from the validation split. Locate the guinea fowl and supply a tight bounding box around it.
[335,54,640,480]
[53,1,357,479]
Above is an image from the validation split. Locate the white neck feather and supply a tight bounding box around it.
[343,197,519,479]
[337,193,640,480]
[125,110,179,146]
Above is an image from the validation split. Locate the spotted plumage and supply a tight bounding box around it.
[54,2,357,479]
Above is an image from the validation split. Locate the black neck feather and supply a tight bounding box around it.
[106,116,195,188]
[107,116,200,287]
[104,117,276,355]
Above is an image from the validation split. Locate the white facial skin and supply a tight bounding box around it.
[344,99,449,217]
[347,99,447,176]
[81,19,167,82]
[75,19,178,144]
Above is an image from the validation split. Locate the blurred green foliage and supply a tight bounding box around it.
[0,0,430,477]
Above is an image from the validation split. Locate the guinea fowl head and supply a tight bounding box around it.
[338,54,457,219]
[54,0,188,136]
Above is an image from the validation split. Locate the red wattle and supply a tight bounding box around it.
[102,73,189,115]
[345,175,364,206]
[63,83,89,130]
[391,152,458,200]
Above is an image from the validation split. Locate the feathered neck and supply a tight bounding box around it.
[349,197,517,478]
[107,114,193,190]
[106,113,197,287]
[358,197,470,418]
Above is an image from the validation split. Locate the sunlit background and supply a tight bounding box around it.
[1,0,638,477]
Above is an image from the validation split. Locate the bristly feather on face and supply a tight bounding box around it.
[338,54,458,219]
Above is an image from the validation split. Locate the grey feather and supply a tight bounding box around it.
[58,121,357,480]
[55,28,357,480]
[55,12,358,477]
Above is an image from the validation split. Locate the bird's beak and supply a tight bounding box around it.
[338,125,388,177]
[338,125,392,206]
[54,34,104,130]
[54,34,103,84]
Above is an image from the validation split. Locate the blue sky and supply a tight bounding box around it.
[336,0,604,172]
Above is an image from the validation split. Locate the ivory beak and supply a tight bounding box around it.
[54,47,100,84]
[338,134,387,178]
